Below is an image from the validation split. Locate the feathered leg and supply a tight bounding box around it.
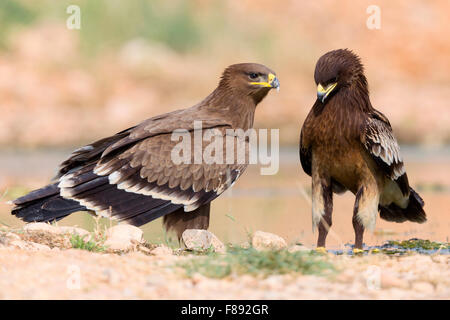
[317,183,333,247]
[352,188,365,249]
[311,159,333,248]
[352,182,379,250]
[162,203,210,241]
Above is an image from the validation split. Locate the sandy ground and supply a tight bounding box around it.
[0,241,448,300]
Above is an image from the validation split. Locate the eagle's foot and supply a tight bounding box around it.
[315,246,327,254]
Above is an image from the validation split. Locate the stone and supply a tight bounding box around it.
[251,231,287,251]
[182,229,225,253]
[104,224,143,251]
[23,222,59,234]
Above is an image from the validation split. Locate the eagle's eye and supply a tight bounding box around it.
[248,73,259,80]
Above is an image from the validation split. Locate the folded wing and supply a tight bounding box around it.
[56,112,246,226]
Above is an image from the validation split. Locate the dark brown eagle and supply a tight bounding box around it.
[11,63,279,240]
[299,49,426,250]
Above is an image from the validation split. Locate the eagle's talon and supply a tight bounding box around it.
[315,247,327,254]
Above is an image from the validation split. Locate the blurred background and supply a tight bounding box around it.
[0,0,449,248]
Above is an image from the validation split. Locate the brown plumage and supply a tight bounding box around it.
[300,49,426,250]
[11,63,279,240]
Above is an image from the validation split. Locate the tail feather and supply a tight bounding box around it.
[13,183,60,206]
[379,187,426,223]
[11,183,86,223]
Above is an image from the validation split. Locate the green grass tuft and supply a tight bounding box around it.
[70,233,105,252]
[387,239,449,251]
[179,246,335,279]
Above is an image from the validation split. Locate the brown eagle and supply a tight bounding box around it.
[11,63,279,240]
[299,49,426,250]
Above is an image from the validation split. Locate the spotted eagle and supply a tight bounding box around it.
[11,63,280,239]
[299,49,426,250]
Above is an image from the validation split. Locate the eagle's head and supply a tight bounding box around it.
[314,49,368,103]
[219,63,280,104]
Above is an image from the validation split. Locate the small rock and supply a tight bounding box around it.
[104,239,127,250]
[23,222,60,234]
[104,238,135,251]
[411,281,434,294]
[182,229,225,253]
[252,231,287,251]
[105,224,143,251]
[151,245,173,256]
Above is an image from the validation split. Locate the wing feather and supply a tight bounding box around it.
[57,122,247,225]
[362,110,409,196]
[299,129,312,176]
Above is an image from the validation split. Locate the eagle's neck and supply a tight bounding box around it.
[200,86,257,130]
[310,75,373,140]
[315,75,373,116]
[347,74,372,112]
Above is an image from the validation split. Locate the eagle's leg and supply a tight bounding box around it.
[163,203,211,242]
[352,183,379,249]
[311,165,333,248]
[317,183,333,247]
[352,188,365,249]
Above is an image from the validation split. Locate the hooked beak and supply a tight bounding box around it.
[317,82,337,103]
[251,73,280,91]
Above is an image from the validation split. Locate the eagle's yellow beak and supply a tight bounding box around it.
[251,73,280,91]
[317,82,337,103]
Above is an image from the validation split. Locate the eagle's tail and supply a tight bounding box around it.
[379,187,426,223]
[10,183,86,223]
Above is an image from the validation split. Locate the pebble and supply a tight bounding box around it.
[104,224,143,251]
[182,229,225,253]
[23,222,59,234]
[23,223,91,240]
[251,231,287,251]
